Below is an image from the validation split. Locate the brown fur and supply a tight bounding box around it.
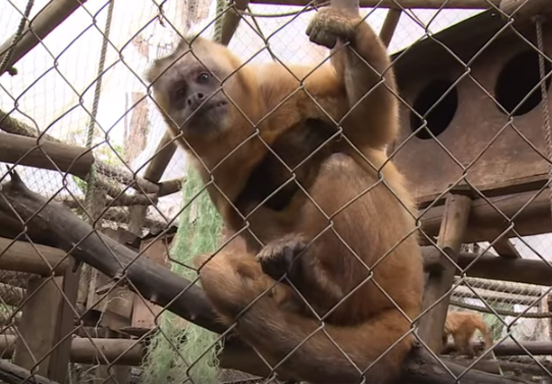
[146,7,424,384]
[442,311,493,358]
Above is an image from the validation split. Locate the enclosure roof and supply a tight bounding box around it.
[390,9,525,86]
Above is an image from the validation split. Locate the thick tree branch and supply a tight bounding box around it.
[0,174,533,384]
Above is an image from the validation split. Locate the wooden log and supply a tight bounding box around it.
[0,110,159,195]
[0,336,144,366]
[0,335,548,367]
[0,132,94,179]
[0,359,58,384]
[0,0,88,76]
[443,340,552,357]
[158,178,184,197]
[127,131,176,235]
[0,237,69,276]
[249,0,501,8]
[0,174,534,384]
[423,247,552,286]
[500,0,552,19]
[420,189,552,244]
[220,0,251,46]
[491,237,522,259]
[418,193,472,352]
[379,9,402,47]
[59,193,158,209]
[130,235,175,331]
[13,276,69,381]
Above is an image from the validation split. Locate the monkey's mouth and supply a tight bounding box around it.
[200,100,228,112]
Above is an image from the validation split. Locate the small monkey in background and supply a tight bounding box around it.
[146,6,424,384]
[442,311,493,358]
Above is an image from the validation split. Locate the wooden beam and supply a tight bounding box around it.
[249,0,500,9]
[500,0,552,19]
[158,178,183,197]
[220,0,251,46]
[423,247,552,286]
[2,335,552,367]
[379,8,402,47]
[418,193,472,352]
[491,237,522,259]
[13,276,69,381]
[0,336,144,366]
[0,132,94,179]
[0,237,69,276]
[127,130,176,235]
[0,0,88,76]
[420,189,552,244]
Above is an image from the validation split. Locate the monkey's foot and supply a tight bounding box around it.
[306,7,359,49]
[256,235,308,282]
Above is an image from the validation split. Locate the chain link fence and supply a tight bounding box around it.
[1,0,552,384]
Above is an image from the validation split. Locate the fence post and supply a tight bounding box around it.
[418,188,472,352]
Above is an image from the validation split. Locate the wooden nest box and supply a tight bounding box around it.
[390,10,552,204]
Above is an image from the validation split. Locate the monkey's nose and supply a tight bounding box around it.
[186,93,205,111]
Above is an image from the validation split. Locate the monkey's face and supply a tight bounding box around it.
[149,61,231,137]
[146,39,239,139]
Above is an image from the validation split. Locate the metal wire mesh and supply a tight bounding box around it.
[2,0,552,384]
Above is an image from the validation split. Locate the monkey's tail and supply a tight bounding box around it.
[475,318,493,351]
[197,255,415,384]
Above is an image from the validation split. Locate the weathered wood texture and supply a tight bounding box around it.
[390,11,552,202]
[13,276,71,382]
[420,189,552,243]
[0,175,533,384]
[130,235,179,330]
[249,0,500,8]
[0,132,94,178]
[0,236,69,275]
[1,335,548,367]
[418,194,472,352]
[0,0,88,76]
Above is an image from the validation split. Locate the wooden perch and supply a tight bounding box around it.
[0,0,88,77]
[0,236,69,276]
[0,109,159,195]
[423,247,552,286]
[0,359,58,384]
[249,0,501,9]
[0,132,94,179]
[0,174,534,384]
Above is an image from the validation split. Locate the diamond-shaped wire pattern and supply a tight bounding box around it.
[1,0,552,384]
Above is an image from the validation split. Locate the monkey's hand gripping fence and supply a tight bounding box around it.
[1,1,552,384]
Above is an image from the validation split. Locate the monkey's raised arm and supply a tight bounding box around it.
[307,8,399,150]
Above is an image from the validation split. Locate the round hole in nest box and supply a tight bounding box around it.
[495,50,552,117]
[409,79,458,140]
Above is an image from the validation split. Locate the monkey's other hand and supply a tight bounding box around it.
[306,7,360,49]
[256,235,308,282]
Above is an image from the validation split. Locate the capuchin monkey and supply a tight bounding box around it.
[147,7,424,384]
[442,311,493,358]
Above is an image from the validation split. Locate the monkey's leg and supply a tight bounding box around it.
[198,256,413,384]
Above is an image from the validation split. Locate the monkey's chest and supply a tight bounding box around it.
[235,118,339,215]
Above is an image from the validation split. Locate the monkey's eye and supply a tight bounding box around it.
[174,86,187,99]
[196,72,211,84]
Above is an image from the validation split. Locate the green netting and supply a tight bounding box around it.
[141,163,223,384]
